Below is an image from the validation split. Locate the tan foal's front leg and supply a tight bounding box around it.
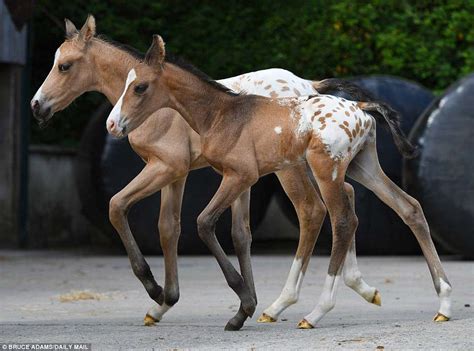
[145,176,187,326]
[108,161,185,322]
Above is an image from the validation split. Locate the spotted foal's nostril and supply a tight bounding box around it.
[107,119,116,132]
[31,100,40,114]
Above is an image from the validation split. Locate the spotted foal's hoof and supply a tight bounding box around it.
[143,314,159,326]
[371,290,382,306]
[257,313,277,323]
[433,312,450,322]
[224,321,243,331]
[297,319,314,329]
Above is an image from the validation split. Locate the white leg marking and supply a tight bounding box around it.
[343,244,376,302]
[107,69,136,130]
[263,258,304,318]
[304,274,340,326]
[438,278,452,317]
[147,303,172,322]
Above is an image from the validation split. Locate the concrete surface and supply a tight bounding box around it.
[0,251,472,350]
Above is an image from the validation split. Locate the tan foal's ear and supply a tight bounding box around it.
[64,18,78,39]
[144,35,166,68]
[79,14,96,42]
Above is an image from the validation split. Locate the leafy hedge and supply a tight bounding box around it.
[30,0,474,145]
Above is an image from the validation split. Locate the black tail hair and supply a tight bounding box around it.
[313,78,418,159]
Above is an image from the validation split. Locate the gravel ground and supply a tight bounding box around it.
[0,251,472,350]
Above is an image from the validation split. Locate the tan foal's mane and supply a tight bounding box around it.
[93,35,239,97]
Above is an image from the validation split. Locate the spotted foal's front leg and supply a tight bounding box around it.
[225,189,258,331]
[298,152,358,329]
[258,165,379,323]
[196,171,258,330]
[145,176,187,326]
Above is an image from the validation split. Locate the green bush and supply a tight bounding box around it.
[30,0,474,145]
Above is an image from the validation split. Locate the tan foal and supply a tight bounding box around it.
[31,16,388,330]
[108,34,452,330]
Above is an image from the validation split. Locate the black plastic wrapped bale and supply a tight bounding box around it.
[75,102,275,254]
[275,76,435,254]
[403,74,474,258]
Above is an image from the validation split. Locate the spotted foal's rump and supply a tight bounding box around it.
[108,35,451,329]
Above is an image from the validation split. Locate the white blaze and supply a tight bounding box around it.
[107,69,136,127]
[32,48,61,102]
[274,126,282,134]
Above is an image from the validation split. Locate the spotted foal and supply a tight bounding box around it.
[31,16,386,330]
[108,35,452,329]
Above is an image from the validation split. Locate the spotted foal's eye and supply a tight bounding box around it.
[134,83,148,95]
[58,63,72,72]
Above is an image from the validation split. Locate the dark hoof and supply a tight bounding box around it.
[225,320,243,331]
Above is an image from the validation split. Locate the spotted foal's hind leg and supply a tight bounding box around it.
[145,177,187,326]
[225,189,258,331]
[347,131,452,321]
[343,183,381,306]
[258,164,326,323]
[298,152,358,329]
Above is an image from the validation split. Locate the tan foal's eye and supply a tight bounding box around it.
[58,63,72,72]
[134,83,148,95]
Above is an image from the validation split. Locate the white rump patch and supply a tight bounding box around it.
[108,69,137,126]
[274,126,282,134]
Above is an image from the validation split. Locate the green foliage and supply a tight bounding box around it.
[31,0,474,145]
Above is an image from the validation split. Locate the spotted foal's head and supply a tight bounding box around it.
[31,15,97,125]
[106,35,168,137]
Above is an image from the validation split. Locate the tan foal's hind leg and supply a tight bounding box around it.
[347,132,452,322]
[343,183,381,306]
[145,176,187,326]
[258,164,326,323]
[298,152,358,329]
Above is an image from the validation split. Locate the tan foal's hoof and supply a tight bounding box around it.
[144,314,158,326]
[257,313,276,323]
[297,319,314,329]
[371,290,382,306]
[433,312,450,322]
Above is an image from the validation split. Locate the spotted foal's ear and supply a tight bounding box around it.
[144,35,166,68]
[78,14,96,42]
[64,18,78,39]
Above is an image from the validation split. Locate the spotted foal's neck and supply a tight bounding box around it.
[161,63,237,134]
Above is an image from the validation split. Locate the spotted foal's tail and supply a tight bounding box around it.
[312,78,418,159]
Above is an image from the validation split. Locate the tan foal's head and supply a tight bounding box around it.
[106,35,168,137]
[31,15,97,125]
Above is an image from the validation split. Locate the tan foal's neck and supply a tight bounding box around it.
[89,39,140,104]
[162,63,235,134]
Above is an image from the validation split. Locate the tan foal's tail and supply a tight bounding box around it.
[313,78,418,159]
